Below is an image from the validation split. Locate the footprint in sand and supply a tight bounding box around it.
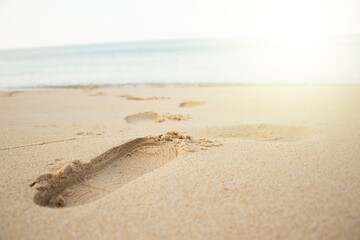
[89,91,107,96]
[119,94,169,101]
[30,132,220,208]
[82,87,98,93]
[125,112,190,124]
[2,91,22,97]
[179,101,205,107]
[200,124,315,142]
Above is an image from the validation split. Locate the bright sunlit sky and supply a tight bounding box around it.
[0,0,359,49]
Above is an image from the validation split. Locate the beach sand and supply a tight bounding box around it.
[0,86,359,239]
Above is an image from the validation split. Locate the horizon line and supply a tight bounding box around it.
[1,33,360,52]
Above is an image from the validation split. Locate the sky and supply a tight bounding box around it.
[0,0,359,49]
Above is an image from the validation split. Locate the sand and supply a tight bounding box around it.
[0,86,359,239]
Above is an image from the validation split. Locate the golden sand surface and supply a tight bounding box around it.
[0,86,359,239]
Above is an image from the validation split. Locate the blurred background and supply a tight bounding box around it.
[0,0,359,88]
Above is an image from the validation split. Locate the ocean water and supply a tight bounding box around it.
[0,36,360,89]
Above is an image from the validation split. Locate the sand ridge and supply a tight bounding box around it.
[125,112,190,124]
[0,138,77,151]
[30,132,220,208]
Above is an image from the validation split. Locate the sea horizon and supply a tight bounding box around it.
[1,35,360,89]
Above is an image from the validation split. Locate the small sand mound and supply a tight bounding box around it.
[30,132,218,208]
[179,101,205,107]
[119,94,169,101]
[200,124,314,142]
[125,112,189,124]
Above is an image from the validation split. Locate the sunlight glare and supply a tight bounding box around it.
[260,0,325,55]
